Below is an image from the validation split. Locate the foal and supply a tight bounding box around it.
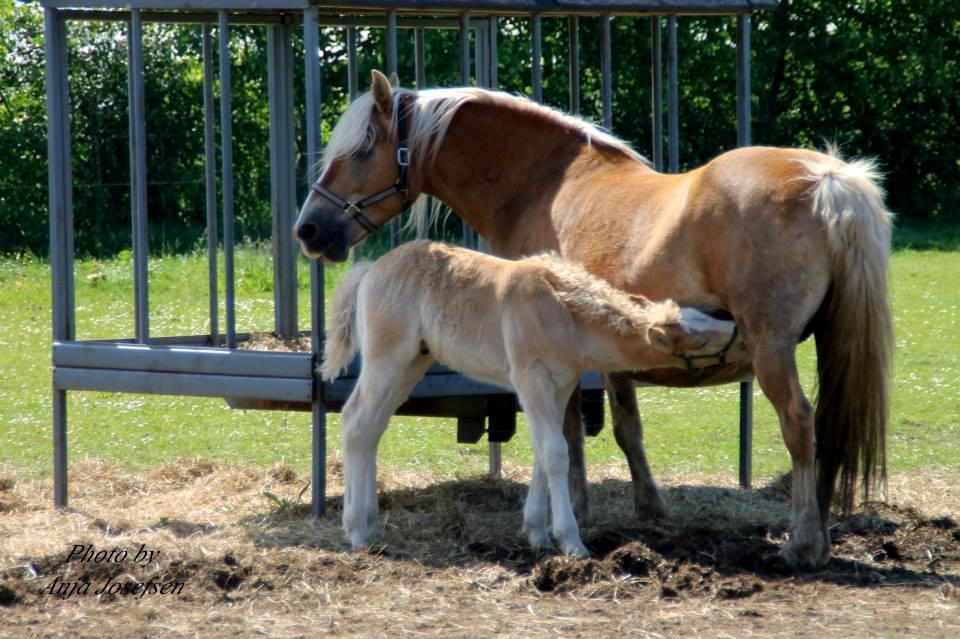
[323,240,746,555]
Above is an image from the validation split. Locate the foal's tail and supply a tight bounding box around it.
[320,262,372,382]
[801,150,895,516]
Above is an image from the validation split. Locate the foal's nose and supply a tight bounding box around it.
[295,221,320,243]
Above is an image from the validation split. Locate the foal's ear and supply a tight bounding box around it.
[370,70,394,115]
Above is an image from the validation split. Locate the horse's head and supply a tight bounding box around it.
[295,70,416,261]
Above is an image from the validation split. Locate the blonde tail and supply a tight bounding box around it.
[320,262,372,382]
[799,149,894,515]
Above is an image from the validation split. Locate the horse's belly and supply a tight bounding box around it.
[628,361,754,387]
[429,336,513,391]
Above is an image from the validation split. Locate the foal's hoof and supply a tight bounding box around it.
[634,493,667,520]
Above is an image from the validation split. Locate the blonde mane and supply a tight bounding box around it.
[320,87,649,232]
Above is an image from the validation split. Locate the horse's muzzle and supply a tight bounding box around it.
[293,213,351,262]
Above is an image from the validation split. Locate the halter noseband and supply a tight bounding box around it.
[673,324,740,374]
[310,93,415,235]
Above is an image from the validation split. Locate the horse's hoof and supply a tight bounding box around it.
[634,494,667,520]
[524,527,551,550]
[779,535,829,569]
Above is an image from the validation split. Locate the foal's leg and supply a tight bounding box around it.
[605,372,666,518]
[515,370,588,557]
[341,355,431,549]
[522,456,550,549]
[752,339,828,567]
[562,389,593,524]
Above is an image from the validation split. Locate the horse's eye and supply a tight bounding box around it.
[352,146,373,162]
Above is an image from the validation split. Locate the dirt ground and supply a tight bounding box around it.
[1,459,958,638]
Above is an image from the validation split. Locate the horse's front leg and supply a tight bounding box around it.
[562,389,592,524]
[753,339,829,568]
[605,372,666,519]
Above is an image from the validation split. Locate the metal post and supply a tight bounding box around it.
[568,15,579,114]
[667,15,679,173]
[218,11,237,349]
[268,22,298,339]
[414,27,426,90]
[601,14,612,130]
[202,26,219,346]
[460,12,477,249]
[488,16,498,89]
[347,26,362,262]
[305,7,327,518]
[347,27,359,100]
[46,6,73,508]
[737,13,753,489]
[531,14,542,103]
[459,11,471,86]
[128,9,150,344]
[650,17,663,172]
[387,9,400,249]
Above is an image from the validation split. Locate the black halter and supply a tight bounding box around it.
[310,93,414,235]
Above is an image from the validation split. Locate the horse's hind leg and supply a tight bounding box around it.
[605,372,666,519]
[752,338,829,567]
[562,389,592,524]
[341,354,432,550]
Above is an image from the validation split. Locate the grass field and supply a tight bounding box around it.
[0,235,958,486]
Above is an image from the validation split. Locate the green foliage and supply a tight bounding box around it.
[1,2,958,258]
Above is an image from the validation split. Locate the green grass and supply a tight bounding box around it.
[1,236,958,485]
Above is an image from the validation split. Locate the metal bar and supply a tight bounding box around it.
[46,7,74,344]
[202,26,219,347]
[45,7,72,508]
[53,389,68,508]
[488,16,498,88]
[736,14,751,147]
[347,26,362,262]
[739,379,753,490]
[476,22,488,88]
[218,10,237,348]
[650,16,663,171]
[568,15,579,114]
[268,23,298,339]
[347,27,359,99]
[54,368,312,403]
[305,6,327,519]
[387,9,401,249]
[737,13,753,490]
[667,15,679,173]
[459,11,477,249]
[128,9,150,343]
[459,11,471,85]
[531,13,542,102]
[414,27,426,89]
[600,14,612,130]
[53,342,313,378]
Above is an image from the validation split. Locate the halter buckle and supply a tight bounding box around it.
[396,147,410,167]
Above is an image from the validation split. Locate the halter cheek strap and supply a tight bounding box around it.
[673,324,740,374]
[310,93,415,235]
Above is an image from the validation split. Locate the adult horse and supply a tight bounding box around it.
[294,71,894,568]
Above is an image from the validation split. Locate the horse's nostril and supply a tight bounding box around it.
[295,222,319,242]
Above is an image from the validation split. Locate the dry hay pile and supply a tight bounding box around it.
[1,460,958,638]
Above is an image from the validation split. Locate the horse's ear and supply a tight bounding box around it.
[370,70,393,115]
[628,293,653,307]
[388,72,400,88]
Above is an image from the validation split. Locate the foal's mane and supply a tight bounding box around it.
[530,252,681,336]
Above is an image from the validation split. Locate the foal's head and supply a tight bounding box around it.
[645,301,747,363]
[295,70,415,261]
